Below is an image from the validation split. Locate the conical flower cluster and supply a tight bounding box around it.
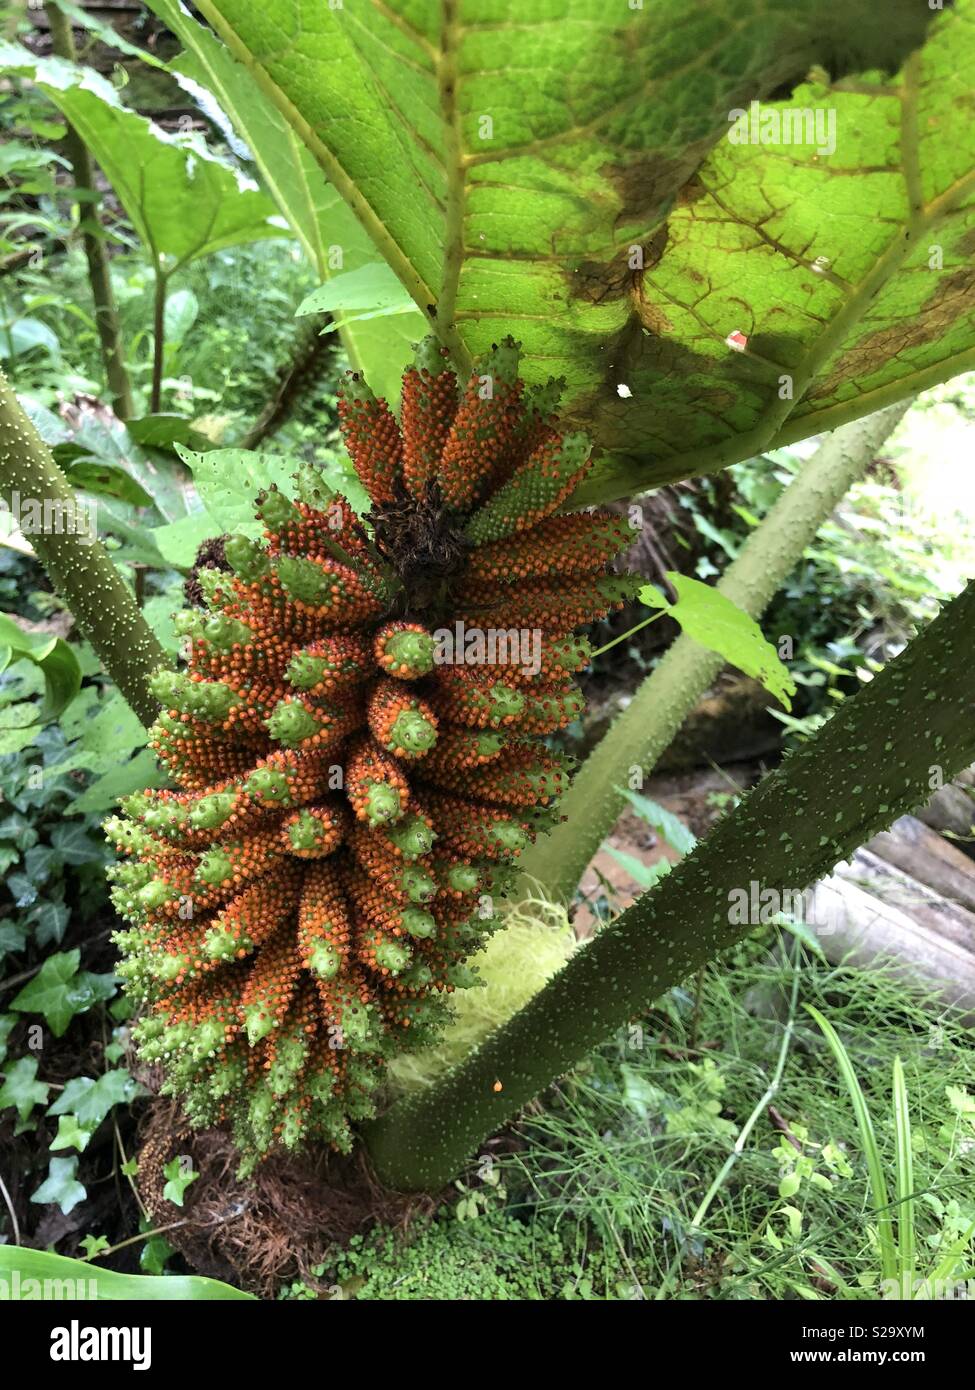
[109,336,635,1165]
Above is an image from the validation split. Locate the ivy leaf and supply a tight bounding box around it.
[27,898,70,947]
[79,1234,111,1259]
[31,1156,87,1215]
[139,1227,176,1276]
[50,1113,95,1153]
[10,949,117,1037]
[162,1157,199,1208]
[0,918,29,957]
[48,1069,140,1129]
[0,811,38,850]
[640,573,796,709]
[188,0,971,501]
[0,1055,50,1121]
[50,822,106,867]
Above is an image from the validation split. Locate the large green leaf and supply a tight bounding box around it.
[0,614,82,722]
[147,0,426,403]
[0,1246,254,1300]
[191,0,973,500]
[0,44,287,271]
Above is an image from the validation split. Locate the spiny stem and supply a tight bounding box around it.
[0,368,167,726]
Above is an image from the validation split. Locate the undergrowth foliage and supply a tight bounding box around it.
[107,337,635,1167]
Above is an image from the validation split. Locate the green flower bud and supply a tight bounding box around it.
[195,848,234,886]
[223,533,269,582]
[243,1004,276,1047]
[384,628,435,677]
[188,792,235,831]
[275,555,329,605]
[364,782,403,827]
[287,811,323,852]
[444,862,480,894]
[487,819,529,855]
[143,802,189,835]
[400,961,434,990]
[400,907,436,939]
[189,1018,226,1061]
[204,925,247,961]
[374,937,411,975]
[388,709,437,755]
[286,651,331,690]
[489,683,525,719]
[245,767,291,803]
[401,865,436,903]
[446,963,481,990]
[137,879,171,911]
[389,814,435,859]
[307,941,341,980]
[173,610,204,640]
[257,488,300,531]
[266,699,322,746]
[203,614,254,650]
[294,463,334,511]
[197,567,231,608]
[149,668,185,705]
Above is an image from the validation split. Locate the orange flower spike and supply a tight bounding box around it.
[430,666,527,729]
[296,861,352,983]
[347,823,437,904]
[239,931,302,1046]
[436,336,523,511]
[459,574,639,635]
[284,634,372,700]
[464,512,630,586]
[495,376,565,486]
[425,792,531,861]
[419,724,506,774]
[337,373,404,507]
[345,735,410,827]
[465,430,593,544]
[344,866,437,943]
[422,745,572,806]
[202,865,303,966]
[400,336,458,499]
[367,678,438,760]
[111,339,636,1165]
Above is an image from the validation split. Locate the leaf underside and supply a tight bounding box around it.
[190,0,974,502]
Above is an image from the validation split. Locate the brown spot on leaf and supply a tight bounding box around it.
[811,262,975,400]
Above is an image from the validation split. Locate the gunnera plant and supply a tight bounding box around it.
[107,336,636,1168]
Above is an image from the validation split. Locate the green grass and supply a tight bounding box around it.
[310,934,975,1301]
